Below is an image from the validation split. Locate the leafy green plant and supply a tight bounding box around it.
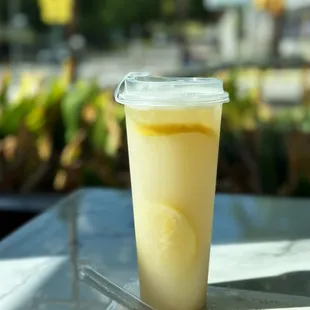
[0,68,309,196]
[215,69,310,197]
[0,69,125,193]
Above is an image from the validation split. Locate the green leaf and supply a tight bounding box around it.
[90,108,108,152]
[0,98,36,137]
[44,78,67,107]
[61,81,100,143]
[0,71,11,107]
[25,106,46,133]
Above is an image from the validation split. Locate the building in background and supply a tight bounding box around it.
[280,0,310,60]
[203,0,310,62]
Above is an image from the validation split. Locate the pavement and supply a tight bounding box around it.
[1,44,310,105]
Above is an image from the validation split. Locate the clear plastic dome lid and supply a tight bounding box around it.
[114,72,229,107]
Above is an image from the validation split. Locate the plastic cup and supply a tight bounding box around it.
[114,72,229,310]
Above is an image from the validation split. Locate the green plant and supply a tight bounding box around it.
[0,69,125,193]
[0,68,309,197]
[215,69,310,197]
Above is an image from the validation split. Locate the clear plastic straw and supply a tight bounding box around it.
[78,265,154,310]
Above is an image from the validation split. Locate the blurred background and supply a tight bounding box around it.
[0,0,310,234]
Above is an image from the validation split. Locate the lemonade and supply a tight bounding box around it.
[126,106,222,310]
[114,72,229,310]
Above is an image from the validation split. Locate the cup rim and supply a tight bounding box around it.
[114,72,230,107]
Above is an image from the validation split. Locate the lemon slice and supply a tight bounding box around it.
[135,123,215,137]
[137,203,197,274]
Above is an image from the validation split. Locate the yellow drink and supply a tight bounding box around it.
[115,72,229,310]
[126,106,221,310]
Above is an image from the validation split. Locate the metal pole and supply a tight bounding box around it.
[64,0,78,82]
[176,0,190,68]
[8,0,21,80]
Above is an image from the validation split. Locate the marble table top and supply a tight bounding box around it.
[0,189,310,309]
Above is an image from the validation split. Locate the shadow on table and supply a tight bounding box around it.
[214,271,310,297]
